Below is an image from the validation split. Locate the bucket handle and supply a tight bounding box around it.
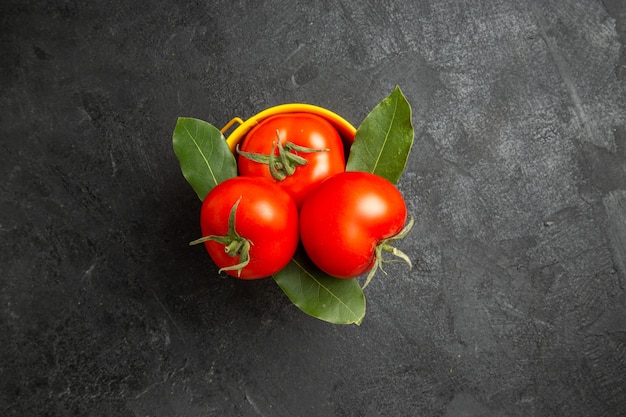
[220,117,244,135]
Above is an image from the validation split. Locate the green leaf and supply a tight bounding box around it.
[273,252,366,325]
[346,86,414,184]
[172,117,237,200]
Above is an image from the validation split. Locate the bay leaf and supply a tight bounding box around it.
[346,86,414,184]
[273,252,366,325]
[172,117,237,201]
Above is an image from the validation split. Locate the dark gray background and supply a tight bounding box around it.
[2,0,625,416]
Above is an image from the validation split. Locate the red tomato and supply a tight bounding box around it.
[194,177,299,279]
[299,172,409,279]
[237,113,346,208]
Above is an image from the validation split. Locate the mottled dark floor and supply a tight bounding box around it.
[1,1,625,416]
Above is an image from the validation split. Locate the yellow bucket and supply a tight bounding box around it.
[220,103,357,153]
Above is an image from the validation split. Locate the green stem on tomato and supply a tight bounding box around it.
[362,216,415,289]
[189,197,251,277]
[237,130,329,181]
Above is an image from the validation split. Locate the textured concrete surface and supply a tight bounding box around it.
[1,1,625,416]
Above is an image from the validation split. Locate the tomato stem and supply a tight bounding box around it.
[189,197,252,277]
[362,216,414,289]
[237,130,328,181]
